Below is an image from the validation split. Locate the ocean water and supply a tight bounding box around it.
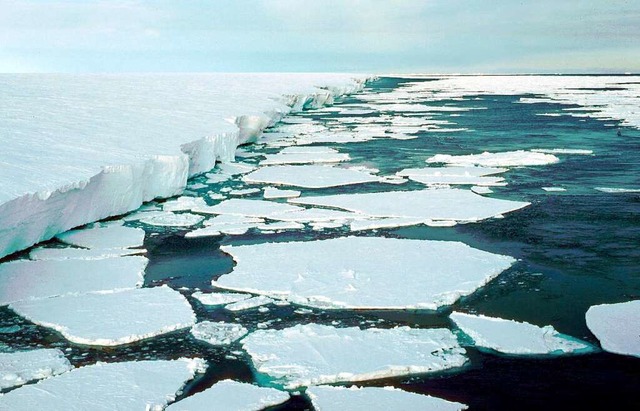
[1,76,639,409]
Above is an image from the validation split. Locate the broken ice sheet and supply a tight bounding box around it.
[242,324,467,389]
[586,300,640,358]
[260,149,349,166]
[197,198,303,218]
[190,321,248,346]
[426,150,559,167]
[215,237,515,310]
[8,285,196,346]
[307,386,468,411]
[138,212,205,227]
[225,295,275,312]
[243,165,381,188]
[165,379,289,411]
[162,196,208,212]
[349,217,426,232]
[0,348,72,390]
[29,246,146,261]
[56,225,145,250]
[450,312,596,356]
[263,186,301,199]
[0,358,205,411]
[397,166,508,186]
[191,291,251,306]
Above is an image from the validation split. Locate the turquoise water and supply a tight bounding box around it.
[1,76,639,409]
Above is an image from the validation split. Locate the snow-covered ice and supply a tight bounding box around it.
[162,196,208,212]
[215,237,515,310]
[398,166,507,186]
[542,187,567,192]
[197,199,304,218]
[56,225,145,250]
[426,151,559,167]
[242,324,467,389]
[260,148,349,165]
[349,217,426,231]
[29,246,145,260]
[191,291,252,306]
[0,349,72,390]
[165,379,289,411]
[229,188,262,196]
[586,300,640,358]
[531,148,593,155]
[471,186,494,195]
[244,165,381,188]
[138,212,205,227]
[307,386,468,411]
[225,295,275,312]
[450,312,596,356]
[190,321,248,346]
[0,256,146,305]
[0,358,205,410]
[594,187,640,193]
[8,286,196,346]
[263,186,301,199]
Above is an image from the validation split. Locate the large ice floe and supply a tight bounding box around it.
[0,358,205,410]
[214,237,515,310]
[290,189,529,223]
[585,300,640,358]
[307,386,468,411]
[0,73,369,259]
[426,151,559,167]
[0,256,146,305]
[450,312,596,356]
[241,324,467,389]
[0,348,72,390]
[8,286,196,346]
[243,165,381,188]
[165,379,289,411]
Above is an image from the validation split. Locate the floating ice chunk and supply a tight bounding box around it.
[187,183,208,190]
[192,291,252,306]
[263,186,301,199]
[349,217,425,231]
[310,221,345,230]
[276,123,328,135]
[0,358,205,410]
[122,210,167,222]
[269,208,358,223]
[190,321,248,346]
[541,187,567,192]
[379,176,408,185]
[9,286,196,346]
[208,192,227,200]
[397,166,508,178]
[56,225,145,250]
[307,386,468,411]
[471,186,493,195]
[229,188,261,196]
[295,131,373,145]
[242,324,467,389]
[586,300,640,358]
[165,379,289,411]
[406,175,505,187]
[225,295,275,312]
[139,212,205,227]
[257,221,305,231]
[427,151,559,167]
[279,146,339,155]
[29,246,146,260]
[290,189,529,223]
[198,199,304,218]
[206,173,233,184]
[531,148,593,155]
[203,214,265,226]
[162,196,208,212]
[260,152,349,166]
[594,187,640,193]
[217,162,257,175]
[186,214,266,236]
[215,237,514,310]
[0,349,72,390]
[450,312,596,356]
[244,165,381,188]
[0,256,146,305]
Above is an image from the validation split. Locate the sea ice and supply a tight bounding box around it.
[0,256,146,305]
[55,225,145,250]
[196,198,304,218]
[471,186,493,195]
[594,187,640,193]
[307,386,468,411]
[426,151,559,167]
[0,349,72,390]
[263,187,301,199]
[450,312,596,356]
[397,166,508,178]
[225,295,275,312]
[8,286,196,346]
[531,148,593,155]
[0,358,205,410]
[229,188,262,196]
[215,237,515,310]
[165,380,289,411]
[162,196,208,212]
[191,291,251,306]
[243,165,381,188]
[29,246,146,260]
[190,321,248,346]
[349,217,426,231]
[542,187,567,192]
[586,300,640,358]
[260,151,349,166]
[242,324,467,389]
[138,212,205,227]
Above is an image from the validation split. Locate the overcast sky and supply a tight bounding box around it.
[1,0,638,73]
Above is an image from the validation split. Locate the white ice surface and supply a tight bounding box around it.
[229,188,262,196]
[138,212,205,227]
[471,186,493,195]
[0,256,146,305]
[215,237,515,310]
[244,165,380,188]
[242,324,467,389]
[165,379,289,411]
[190,321,248,346]
[290,189,529,223]
[542,187,567,192]
[307,386,468,411]
[397,166,507,178]
[8,285,196,346]
[427,151,559,167]
[349,217,425,231]
[594,187,640,193]
[197,199,304,218]
[191,291,251,306]
[29,246,145,260]
[263,187,301,199]
[56,225,145,250]
[0,358,205,410]
[0,349,72,390]
[225,295,275,312]
[531,148,593,155]
[260,151,349,165]
[450,312,595,356]
[586,300,640,358]
[162,196,208,212]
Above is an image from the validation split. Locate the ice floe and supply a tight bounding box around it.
[197,199,303,218]
[307,386,468,411]
[190,321,248,346]
[229,188,261,196]
[349,217,426,231]
[8,286,196,346]
[471,186,493,195]
[450,312,596,356]
[56,225,145,250]
[165,379,289,411]
[225,295,275,312]
[242,324,467,388]
[162,196,208,212]
[29,246,145,260]
[260,148,349,165]
[531,148,593,155]
[586,300,640,358]
[426,151,559,167]
[0,358,205,410]
[191,291,251,306]
[0,349,72,390]
[594,187,640,193]
[138,212,205,227]
[215,237,515,310]
[243,165,380,188]
[542,187,567,192]
[0,256,146,305]
[263,186,301,199]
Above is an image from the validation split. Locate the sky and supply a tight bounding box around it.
[1,0,639,73]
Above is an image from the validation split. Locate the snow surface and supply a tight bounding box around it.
[586,300,640,358]
[0,256,146,305]
[307,386,468,411]
[290,189,529,223]
[225,296,275,312]
[29,246,146,260]
[242,324,467,389]
[190,321,249,346]
[8,286,196,346]
[138,212,205,227]
[0,73,369,259]
[191,291,251,306]
[215,237,515,310]
[0,349,72,390]
[198,199,303,218]
[56,225,145,250]
[426,151,559,167]
[0,358,205,410]
[263,187,301,199]
[165,379,289,411]
[450,312,596,356]
[243,165,380,188]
